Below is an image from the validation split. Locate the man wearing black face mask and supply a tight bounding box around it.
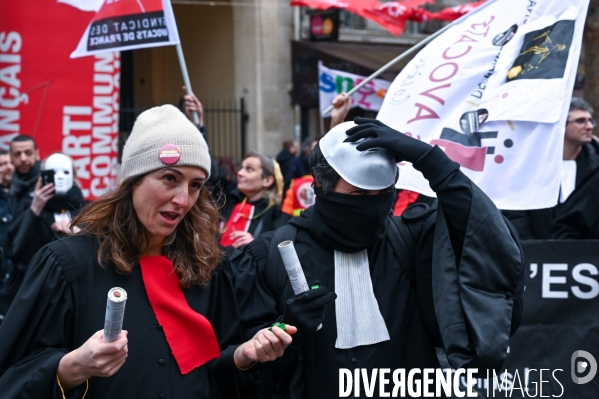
[231,118,524,399]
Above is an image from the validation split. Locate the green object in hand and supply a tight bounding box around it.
[310,284,320,290]
[269,322,287,332]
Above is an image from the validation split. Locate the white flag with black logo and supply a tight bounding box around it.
[378,0,589,210]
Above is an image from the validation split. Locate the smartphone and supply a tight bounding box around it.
[41,169,55,186]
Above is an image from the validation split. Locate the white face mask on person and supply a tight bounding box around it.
[44,153,74,195]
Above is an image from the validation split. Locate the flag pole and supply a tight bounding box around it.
[176,43,200,125]
[322,22,454,117]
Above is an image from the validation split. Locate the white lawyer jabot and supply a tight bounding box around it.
[334,249,390,349]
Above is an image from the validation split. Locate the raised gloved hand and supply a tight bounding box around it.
[345,117,432,164]
[282,285,336,345]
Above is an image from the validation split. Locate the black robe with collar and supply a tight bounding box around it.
[0,235,258,399]
[230,146,524,399]
[222,189,290,255]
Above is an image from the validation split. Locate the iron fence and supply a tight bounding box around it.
[119,98,248,164]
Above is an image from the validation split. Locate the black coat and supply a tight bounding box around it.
[222,189,290,255]
[552,165,599,239]
[1,186,86,313]
[9,161,40,218]
[0,189,13,277]
[503,140,599,239]
[276,149,301,192]
[230,146,524,398]
[0,235,258,398]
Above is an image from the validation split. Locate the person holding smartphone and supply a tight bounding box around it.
[2,153,85,311]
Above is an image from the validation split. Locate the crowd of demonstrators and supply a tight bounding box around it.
[220,152,290,254]
[0,105,296,399]
[0,86,595,398]
[503,97,599,239]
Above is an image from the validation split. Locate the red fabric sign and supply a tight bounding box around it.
[428,1,487,22]
[0,0,120,199]
[290,0,380,14]
[220,200,254,247]
[359,0,434,36]
[291,0,486,36]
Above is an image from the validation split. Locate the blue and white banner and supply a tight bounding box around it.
[319,62,391,117]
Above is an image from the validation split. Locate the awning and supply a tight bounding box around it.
[291,40,412,107]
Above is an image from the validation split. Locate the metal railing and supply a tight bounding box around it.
[203,98,248,163]
[119,98,248,164]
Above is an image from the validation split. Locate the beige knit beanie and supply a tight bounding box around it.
[121,104,211,181]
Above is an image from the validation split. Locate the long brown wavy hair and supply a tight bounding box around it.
[71,173,223,288]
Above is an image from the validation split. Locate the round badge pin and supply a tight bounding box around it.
[159,144,181,165]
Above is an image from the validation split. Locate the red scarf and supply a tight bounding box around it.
[220,199,254,247]
[139,256,220,374]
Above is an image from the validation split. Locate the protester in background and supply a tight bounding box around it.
[9,135,40,217]
[231,118,524,398]
[220,152,289,254]
[281,173,315,217]
[552,160,599,239]
[0,150,14,324]
[9,153,85,266]
[0,105,296,399]
[504,97,599,239]
[0,150,13,255]
[281,137,320,217]
[329,93,436,215]
[296,136,319,177]
[329,92,352,129]
[276,139,300,192]
[297,137,312,177]
[0,150,14,193]
[2,153,85,314]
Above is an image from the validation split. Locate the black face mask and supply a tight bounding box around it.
[309,187,394,253]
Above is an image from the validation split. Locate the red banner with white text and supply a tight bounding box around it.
[0,0,120,200]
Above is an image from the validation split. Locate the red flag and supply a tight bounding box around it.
[428,0,487,21]
[290,0,379,13]
[291,0,486,36]
[358,0,433,36]
[360,0,485,35]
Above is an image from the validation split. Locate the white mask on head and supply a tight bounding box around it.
[45,153,74,195]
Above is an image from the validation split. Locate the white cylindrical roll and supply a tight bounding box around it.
[104,287,127,343]
[278,240,309,295]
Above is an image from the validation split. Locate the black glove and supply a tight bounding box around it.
[282,285,336,344]
[345,117,432,164]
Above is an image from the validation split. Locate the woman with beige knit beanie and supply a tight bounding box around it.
[0,104,297,399]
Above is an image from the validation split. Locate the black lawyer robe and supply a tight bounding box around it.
[0,234,258,399]
[230,146,524,399]
[222,189,290,256]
